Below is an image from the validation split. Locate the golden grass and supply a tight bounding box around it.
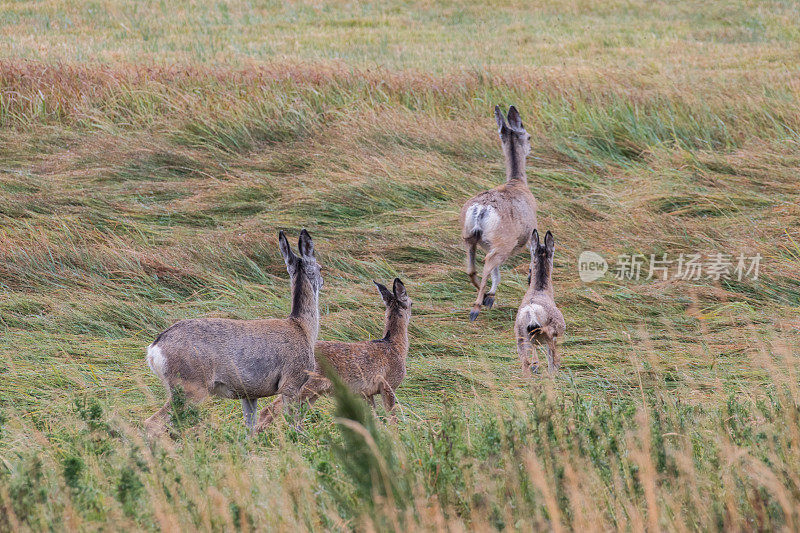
[1,0,799,74]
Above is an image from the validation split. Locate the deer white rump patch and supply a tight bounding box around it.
[464,204,500,237]
[519,303,547,329]
[146,344,167,380]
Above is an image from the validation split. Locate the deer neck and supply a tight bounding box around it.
[382,310,409,354]
[532,263,554,297]
[504,143,527,183]
[289,272,319,341]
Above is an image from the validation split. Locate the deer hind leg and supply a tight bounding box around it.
[515,325,538,376]
[466,243,480,289]
[145,380,209,437]
[470,250,509,321]
[484,266,500,308]
[145,401,172,437]
[546,337,560,375]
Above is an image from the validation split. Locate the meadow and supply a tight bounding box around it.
[1,0,800,530]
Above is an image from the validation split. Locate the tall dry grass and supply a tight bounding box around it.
[1,333,798,530]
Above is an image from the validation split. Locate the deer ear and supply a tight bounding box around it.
[507,105,523,131]
[392,278,408,301]
[278,231,297,269]
[495,105,509,135]
[298,229,315,258]
[374,281,393,305]
[544,230,555,254]
[531,229,541,249]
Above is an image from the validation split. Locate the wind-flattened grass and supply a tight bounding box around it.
[649,192,773,217]
[114,150,212,182]
[174,109,311,155]
[302,179,453,223]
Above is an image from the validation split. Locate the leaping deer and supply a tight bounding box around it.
[460,105,537,321]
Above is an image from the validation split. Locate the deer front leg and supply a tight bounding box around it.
[242,398,258,430]
[285,397,303,431]
[380,383,397,424]
[255,375,329,433]
[281,371,320,431]
[299,375,330,406]
[255,396,284,431]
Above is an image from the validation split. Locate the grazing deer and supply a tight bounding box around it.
[260,278,412,427]
[460,105,537,321]
[144,230,323,435]
[515,230,565,375]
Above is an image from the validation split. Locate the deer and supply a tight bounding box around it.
[460,105,538,322]
[515,230,565,376]
[259,278,412,427]
[144,229,323,435]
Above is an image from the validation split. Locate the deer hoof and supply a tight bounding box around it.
[469,310,480,322]
[531,364,540,375]
[482,295,495,308]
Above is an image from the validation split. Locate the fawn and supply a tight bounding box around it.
[261,278,412,425]
[515,230,565,375]
[144,230,323,435]
[460,105,538,321]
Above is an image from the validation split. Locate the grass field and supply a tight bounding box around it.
[2,0,800,530]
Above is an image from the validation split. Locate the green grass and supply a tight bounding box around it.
[2,0,800,530]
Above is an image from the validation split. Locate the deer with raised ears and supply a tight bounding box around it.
[515,230,565,375]
[460,105,538,322]
[258,278,412,427]
[144,229,323,435]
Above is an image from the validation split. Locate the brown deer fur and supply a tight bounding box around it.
[515,230,565,375]
[144,230,323,435]
[258,278,411,427]
[460,105,537,321]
